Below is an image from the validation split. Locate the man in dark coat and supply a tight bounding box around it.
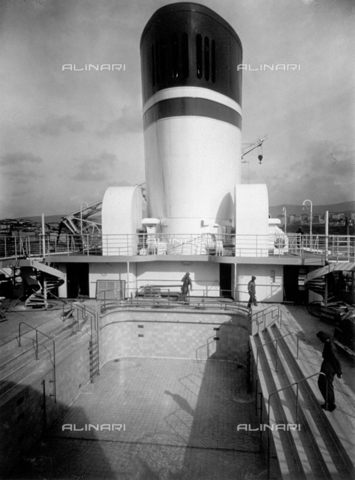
[247,276,257,309]
[181,272,192,301]
[316,331,342,412]
[297,227,304,249]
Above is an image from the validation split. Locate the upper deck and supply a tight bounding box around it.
[0,232,353,266]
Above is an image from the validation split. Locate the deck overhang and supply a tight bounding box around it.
[44,253,325,267]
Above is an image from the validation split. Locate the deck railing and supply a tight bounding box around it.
[250,305,281,335]
[18,322,57,403]
[99,295,251,316]
[0,232,354,261]
[266,372,328,478]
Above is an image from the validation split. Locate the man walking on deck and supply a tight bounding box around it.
[316,331,342,412]
[247,276,257,309]
[181,272,192,301]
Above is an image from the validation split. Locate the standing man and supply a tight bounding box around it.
[316,331,342,412]
[247,276,257,309]
[181,272,192,301]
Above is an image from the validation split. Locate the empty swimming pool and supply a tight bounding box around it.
[9,356,267,479]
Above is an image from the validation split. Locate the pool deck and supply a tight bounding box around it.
[0,299,73,347]
[6,356,267,479]
[1,301,355,480]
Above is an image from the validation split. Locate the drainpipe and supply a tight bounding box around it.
[127,262,130,299]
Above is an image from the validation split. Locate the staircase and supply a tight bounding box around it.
[304,262,355,301]
[304,266,330,301]
[18,260,66,309]
[0,301,101,404]
[249,316,355,479]
[0,311,89,400]
[25,275,65,309]
[305,277,327,297]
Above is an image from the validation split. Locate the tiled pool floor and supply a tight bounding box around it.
[9,357,268,479]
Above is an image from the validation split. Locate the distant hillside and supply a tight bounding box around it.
[16,215,63,223]
[5,200,355,224]
[269,201,355,217]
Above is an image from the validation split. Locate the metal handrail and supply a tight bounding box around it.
[98,284,239,306]
[100,297,250,316]
[73,301,97,317]
[164,233,207,255]
[255,332,300,394]
[98,283,228,307]
[266,371,328,478]
[72,302,97,335]
[1,232,353,261]
[251,305,281,334]
[255,330,301,444]
[71,302,100,382]
[18,322,56,403]
[256,331,298,368]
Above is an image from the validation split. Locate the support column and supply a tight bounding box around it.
[234,263,238,301]
[127,262,130,298]
[325,211,329,262]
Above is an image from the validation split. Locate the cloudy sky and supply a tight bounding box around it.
[0,0,354,218]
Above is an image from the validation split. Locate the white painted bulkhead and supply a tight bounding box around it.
[136,261,220,297]
[88,262,220,298]
[89,263,132,298]
[236,264,283,303]
[56,261,285,303]
[87,261,283,302]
